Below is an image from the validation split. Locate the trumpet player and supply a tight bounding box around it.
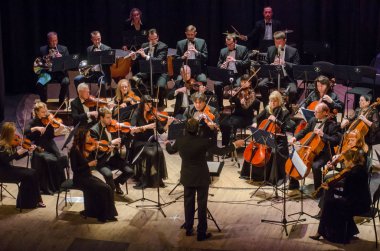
[215,34,250,111]
[36,31,69,108]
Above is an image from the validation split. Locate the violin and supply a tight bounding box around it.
[107,119,135,133]
[84,95,109,108]
[123,92,141,104]
[41,114,66,128]
[146,108,170,122]
[194,105,219,130]
[184,78,201,90]
[85,137,111,153]
[11,134,33,150]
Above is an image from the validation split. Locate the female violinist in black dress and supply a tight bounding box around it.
[69,127,118,222]
[130,96,174,188]
[113,78,141,120]
[0,122,45,208]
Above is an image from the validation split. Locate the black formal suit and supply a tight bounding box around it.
[74,43,112,96]
[257,44,300,106]
[215,44,250,109]
[295,117,341,190]
[247,19,282,51]
[304,91,344,113]
[89,122,133,191]
[166,134,235,236]
[122,22,148,50]
[70,97,97,129]
[36,44,70,103]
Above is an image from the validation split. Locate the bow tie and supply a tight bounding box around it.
[228,49,236,52]
[265,22,272,26]
[316,120,323,123]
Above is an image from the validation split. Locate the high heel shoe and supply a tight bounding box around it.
[309,234,322,240]
[37,202,46,208]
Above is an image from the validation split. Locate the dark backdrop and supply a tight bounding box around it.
[1,0,380,96]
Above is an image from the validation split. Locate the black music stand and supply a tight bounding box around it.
[51,54,80,72]
[207,66,234,83]
[172,59,202,76]
[293,65,320,97]
[313,61,335,78]
[256,64,284,90]
[139,59,168,95]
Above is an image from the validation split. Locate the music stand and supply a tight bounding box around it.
[172,59,202,76]
[207,66,235,108]
[87,50,116,65]
[51,54,80,72]
[313,61,335,78]
[139,59,168,95]
[293,65,320,97]
[61,122,80,151]
[256,64,284,90]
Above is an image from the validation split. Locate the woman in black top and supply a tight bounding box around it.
[0,122,45,208]
[240,90,291,185]
[130,96,174,188]
[69,127,117,222]
[25,102,67,194]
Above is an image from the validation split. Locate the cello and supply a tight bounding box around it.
[243,108,281,167]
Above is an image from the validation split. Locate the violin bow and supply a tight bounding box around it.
[230,25,241,37]
[42,101,66,132]
[94,125,105,160]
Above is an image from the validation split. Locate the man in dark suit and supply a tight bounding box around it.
[289,103,341,193]
[70,83,98,128]
[132,29,168,108]
[165,118,245,241]
[74,31,112,97]
[256,31,300,106]
[175,25,208,84]
[240,6,282,51]
[36,31,69,106]
[215,34,250,111]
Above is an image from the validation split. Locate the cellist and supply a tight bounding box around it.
[241,91,291,185]
[289,103,341,194]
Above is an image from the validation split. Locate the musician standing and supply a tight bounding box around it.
[289,103,341,192]
[175,25,208,85]
[74,31,112,97]
[122,8,147,51]
[239,6,282,51]
[256,31,300,107]
[215,34,250,111]
[165,118,245,241]
[36,31,69,107]
[70,83,98,129]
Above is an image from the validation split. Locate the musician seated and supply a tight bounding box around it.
[256,31,300,107]
[167,65,208,116]
[220,74,260,146]
[70,127,118,222]
[215,34,250,111]
[240,91,290,185]
[113,79,141,121]
[0,122,45,208]
[74,31,112,97]
[25,102,68,195]
[89,107,134,195]
[131,29,169,108]
[130,96,174,189]
[70,83,98,129]
[304,75,343,113]
[175,25,208,85]
[309,130,371,244]
[289,103,341,192]
[35,31,69,107]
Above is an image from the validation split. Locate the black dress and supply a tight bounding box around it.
[0,146,41,209]
[318,164,371,243]
[69,147,118,221]
[130,109,168,187]
[240,106,291,185]
[25,118,67,194]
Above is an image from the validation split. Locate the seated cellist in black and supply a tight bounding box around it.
[289,103,341,192]
[309,130,371,244]
[240,90,291,186]
[69,127,118,222]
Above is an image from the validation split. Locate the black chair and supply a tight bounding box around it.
[355,183,380,248]
[55,165,83,217]
[0,180,22,212]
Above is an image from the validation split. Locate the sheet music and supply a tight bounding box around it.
[289,148,308,178]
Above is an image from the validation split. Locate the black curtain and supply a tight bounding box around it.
[0,10,4,122]
[1,0,380,95]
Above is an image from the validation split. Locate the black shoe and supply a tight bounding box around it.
[197,232,212,241]
[312,210,322,220]
[115,183,124,195]
[185,229,194,236]
[288,183,300,190]
[133,182,148,190]
[79,210,87,218]
[159,181,166,188]
[97,217,107,223]
[309,234,322,240]
[107,216,118,222]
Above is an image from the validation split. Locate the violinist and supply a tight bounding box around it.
[241,91,290,185]
[167,64,207,116]
[25,102,67,195]
[69,127,118,222]
[0,122,45,208]
[175,25,208,85]
[220,74,260,146]
[89,107,134,195]
[309,130,371,244]
[304,75,343,113]
[70,83,98,128]
[113,78,141,120]
[130,96,174,188]
[289,103,341,193]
